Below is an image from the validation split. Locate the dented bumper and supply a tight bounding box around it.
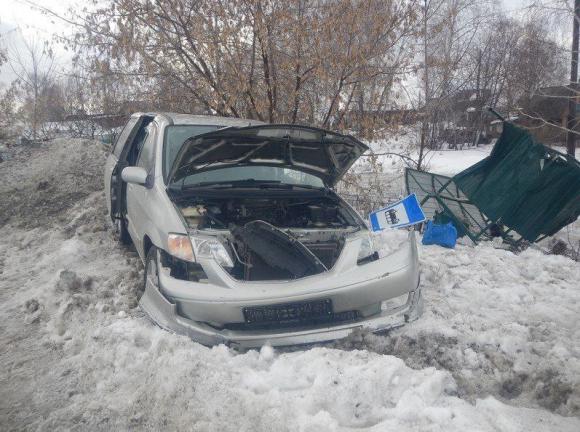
[139,231,422,349]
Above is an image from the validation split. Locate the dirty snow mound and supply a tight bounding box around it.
[0,138,107,228]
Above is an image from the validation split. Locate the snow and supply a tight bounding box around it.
[366,126,494,178]
[359,235,580,413]
[341,126,494,206]
[423,147,492,176]
[0,138,579,430]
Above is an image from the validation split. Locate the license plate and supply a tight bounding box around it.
[243,299,333,324]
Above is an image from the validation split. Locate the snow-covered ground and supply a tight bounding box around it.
[0,138,579,431]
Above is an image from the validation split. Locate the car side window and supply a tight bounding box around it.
[112,117,139,157]
[136,122,157,172]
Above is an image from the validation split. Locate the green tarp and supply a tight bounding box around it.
[454,123,580,242]
[407,123,580,244]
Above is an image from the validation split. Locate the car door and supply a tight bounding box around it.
[105,116,141,223]
[107,116,156,232]
[125,121,158,255]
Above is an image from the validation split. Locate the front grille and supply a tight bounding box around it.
[223,299,360,331]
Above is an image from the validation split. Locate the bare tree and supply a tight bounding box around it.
[415,0,490,167]
[49,0,419,127]
[410,1,568,164]
[6,36,57,140]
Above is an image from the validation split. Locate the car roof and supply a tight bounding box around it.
[131,112,266,127]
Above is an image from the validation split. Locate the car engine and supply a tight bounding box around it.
[178,196,358,230]
[175,195,363,281]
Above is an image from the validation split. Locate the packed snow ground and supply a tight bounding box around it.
[0,138,579,431]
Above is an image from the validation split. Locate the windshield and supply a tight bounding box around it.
[181,166,325,188]
[163,125,222,180]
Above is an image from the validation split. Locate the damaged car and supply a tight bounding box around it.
[104,112,422,349]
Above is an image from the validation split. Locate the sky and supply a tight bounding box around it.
[0,0,78,86]
[0,0,78,40]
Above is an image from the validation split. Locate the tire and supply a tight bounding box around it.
[115,217,132,246]
[143,246,159,296]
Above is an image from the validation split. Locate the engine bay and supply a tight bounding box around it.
[178,196,360,230]
[173,194,364,281]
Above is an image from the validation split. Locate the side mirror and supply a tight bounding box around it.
[121,166,149,186]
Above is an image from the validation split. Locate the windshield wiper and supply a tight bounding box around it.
[182,180,292,189]
[174,179,327,192]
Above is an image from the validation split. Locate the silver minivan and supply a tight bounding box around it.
[104,112,422,349]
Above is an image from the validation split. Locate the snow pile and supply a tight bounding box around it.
[0,138,107,228]
[1,138,579,431]
[342,231,580,416]
[29,321,580,431]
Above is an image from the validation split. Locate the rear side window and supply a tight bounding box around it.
[112,117,139,157]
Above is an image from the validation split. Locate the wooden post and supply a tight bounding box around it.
[418,0,429,170]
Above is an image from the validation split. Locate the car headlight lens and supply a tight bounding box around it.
[357,233,376,262]
[191,236,234,268]
[167,233,195,262]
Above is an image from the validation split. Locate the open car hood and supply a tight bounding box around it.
[168,124,368,187]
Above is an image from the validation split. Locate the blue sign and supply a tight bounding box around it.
[369,194,426,231]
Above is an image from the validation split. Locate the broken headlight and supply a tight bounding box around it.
[357,233,379,265]
[160,249,207,282]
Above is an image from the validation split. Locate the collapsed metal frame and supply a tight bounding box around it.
[405,168,527,245]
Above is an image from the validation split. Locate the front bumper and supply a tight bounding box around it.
[139,231,422,349]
